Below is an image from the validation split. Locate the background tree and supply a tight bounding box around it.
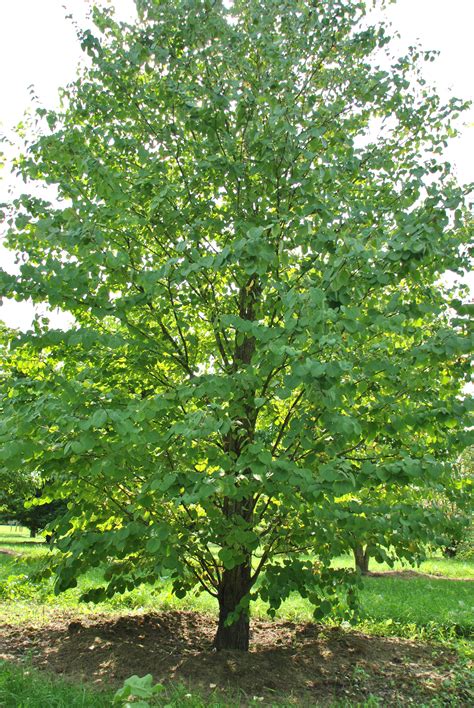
[0,0,472,650]
[438,445,474,558]
[330,366,473,574]
[0,474,64,539]
[336,480,471,575]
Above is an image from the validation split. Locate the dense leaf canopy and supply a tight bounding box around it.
[0,0,472,648]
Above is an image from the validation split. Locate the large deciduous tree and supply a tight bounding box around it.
[0,0,472,650]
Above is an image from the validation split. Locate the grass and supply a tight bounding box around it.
[2,559,473,642]
[1,657,472,708]
[359,575,473,631]
[0,525,44,549]
[0,661,260,708]
[0,662,268,708]
[330,551,474,579]
[0,662,113,708]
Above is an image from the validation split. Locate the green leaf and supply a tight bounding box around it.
[90,409,107,428]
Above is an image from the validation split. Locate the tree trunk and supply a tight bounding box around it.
[213,561,251,651]
[212,278,259,652]
[29,527,37,538]
[353,544,370,574]
[443,540,458,558]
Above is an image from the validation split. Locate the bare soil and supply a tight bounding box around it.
[367,569,474,582]
[0,610,468,705]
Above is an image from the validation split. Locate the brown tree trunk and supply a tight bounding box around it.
[213,278,259,652]
[213,561,251,651]
[353,544,370,574]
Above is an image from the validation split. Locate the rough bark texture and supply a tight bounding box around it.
[353,544,370,574]
[213,561,251,651]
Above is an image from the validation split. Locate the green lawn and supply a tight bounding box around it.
[0,663,257,708]
[0,525,44,550]
[331,552,474,580]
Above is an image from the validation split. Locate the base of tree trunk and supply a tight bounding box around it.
[213,562,251,651]
[213,609,250,651]
[353,545,370,574]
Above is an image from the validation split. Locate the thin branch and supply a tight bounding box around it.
[271,388,305,455]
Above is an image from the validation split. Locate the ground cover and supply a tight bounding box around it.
[2,610,472,706]
[0,527,472,706]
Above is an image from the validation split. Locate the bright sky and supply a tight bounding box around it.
[0,0,473,330]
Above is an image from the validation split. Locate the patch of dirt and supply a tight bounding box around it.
[0,548,21,556]
[367,569,474,582]
[0,610,469,705]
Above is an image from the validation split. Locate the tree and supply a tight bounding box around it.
[0,0,472,650]
[439,446,474,558]
[0,474,64,538]
[337,478,471,575]
[332,377,473,575]
[319,333,473,575]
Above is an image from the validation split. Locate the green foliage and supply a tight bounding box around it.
[0,573,38,602]
[115,675,168,707]
[457,530,474,560]
[113,674,164,707]
[0,324,66,536]
[0,0,472,646]
[454,447,474,558]
[0,479,65,537]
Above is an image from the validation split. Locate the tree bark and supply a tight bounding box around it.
[213,561,251,651]
[213,278,259,652]
[353,544,370,574]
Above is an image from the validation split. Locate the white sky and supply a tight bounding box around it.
[0,0,473,330]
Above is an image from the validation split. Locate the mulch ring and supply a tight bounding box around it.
[0,610,469,705]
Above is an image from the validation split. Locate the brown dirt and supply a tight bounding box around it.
[367,569,474,582]
[0,610,468,705]
[0,548,21,556]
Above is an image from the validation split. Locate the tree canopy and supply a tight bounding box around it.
[0,0,472,650]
